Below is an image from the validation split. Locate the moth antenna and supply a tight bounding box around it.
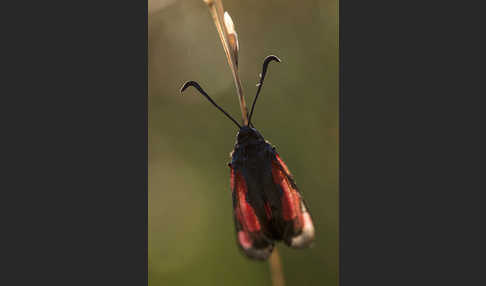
[180,81,242,129]
[248,55,281,124]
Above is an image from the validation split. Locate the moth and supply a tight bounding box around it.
[180,1,315,260]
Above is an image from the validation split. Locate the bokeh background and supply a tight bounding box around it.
[149,0,338,285]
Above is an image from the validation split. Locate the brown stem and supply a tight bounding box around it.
[269,248,285,286]
[203,0,249,126]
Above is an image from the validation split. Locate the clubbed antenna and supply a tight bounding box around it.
[248,55,281,124]
[180,81,242,129]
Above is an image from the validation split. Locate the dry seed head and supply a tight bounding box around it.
[224,12,239,67]
[202,0,249,125]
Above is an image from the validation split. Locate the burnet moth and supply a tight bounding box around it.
[180,0,315,260]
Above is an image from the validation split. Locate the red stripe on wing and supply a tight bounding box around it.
[271,154,315,248]
[275,153,291,176]
[230,166,235,192]
[264,202,272,219]
[271,160,303,227]
[234,171,261,232]
[230,167,273,259]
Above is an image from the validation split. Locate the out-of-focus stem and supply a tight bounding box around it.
[269,248,285,286]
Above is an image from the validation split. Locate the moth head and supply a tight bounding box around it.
[237,126,264,144]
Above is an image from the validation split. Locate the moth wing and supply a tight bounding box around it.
[230,166,274,260]
[271,153,315,248]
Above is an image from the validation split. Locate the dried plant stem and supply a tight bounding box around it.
[269,248,285,286]
[203,0,249,126]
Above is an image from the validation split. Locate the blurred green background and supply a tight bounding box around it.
[149,0,338,285]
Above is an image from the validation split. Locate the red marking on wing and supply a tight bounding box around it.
[238,231,252,249]
[264,202,272,219]
[272,154,315,248]
[233,170,261,232]
[271,159,304,230]
[275,154,291,176]
[230,167,235,192]
[230,167,274,260]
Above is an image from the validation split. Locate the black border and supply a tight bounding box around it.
[4,0,485,284]
[340,1,485,285]
[3,1,148,285]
